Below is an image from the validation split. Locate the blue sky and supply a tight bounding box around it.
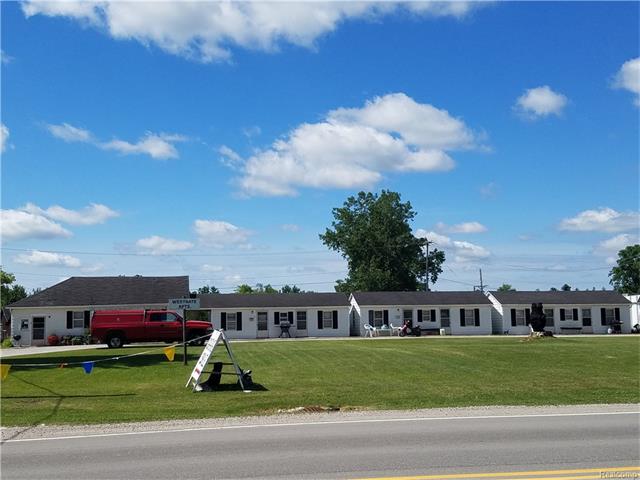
[1,1,639,293]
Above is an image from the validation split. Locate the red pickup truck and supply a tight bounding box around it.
[91,310,213,348]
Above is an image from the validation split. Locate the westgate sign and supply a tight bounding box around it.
[168,298,200,310]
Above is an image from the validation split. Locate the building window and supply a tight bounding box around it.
[421,310,435,322]
[296,311,307,330]
[372,310,384,328]
[603,308,615,325]
[226,312,237,330]
[440,309,450,327]
[461,309,475,327]
[322,311,333,329]
[564,309,574,321]
[72,311,85,328]
[279,312,290,325]
[582,308,592,327]
[20,319,29,330]
[515,309,526,326]
[544,309,554,326]
[403,309,413,325]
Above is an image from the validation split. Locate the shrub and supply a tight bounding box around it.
[1,338,13,349]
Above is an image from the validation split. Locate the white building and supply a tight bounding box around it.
[487,290,633,335]
[8,276,189,346]
[349,291,493,336]
[198,292,351,339]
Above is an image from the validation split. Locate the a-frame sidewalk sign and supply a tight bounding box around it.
[185,329,251,392]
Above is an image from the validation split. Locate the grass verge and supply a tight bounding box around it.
[1,337,638,427]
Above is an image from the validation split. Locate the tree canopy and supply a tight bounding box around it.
[497,284,516,292]
[1,270,27,307]
[320,190,445,292]
[194,285,220,294]
[609,244,640,294]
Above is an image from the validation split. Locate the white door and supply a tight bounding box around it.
[257,311,269,338]
[32,316,46,346]
[296,311,308,337]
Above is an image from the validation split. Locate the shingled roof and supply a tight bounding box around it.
[490,290,631,305]
[8,276,189,308]
[351,291,491,306]
[199,292,349,309]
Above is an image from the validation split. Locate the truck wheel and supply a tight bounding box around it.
[106,333,124,349]
[188,331,205,346]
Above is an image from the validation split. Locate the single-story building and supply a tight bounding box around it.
[624,295,639,331]
[197,292,350,339]
[8,276,189,346]
[349,291,493,336]
[487,290,633,335]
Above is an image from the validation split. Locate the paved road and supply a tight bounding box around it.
[2,408,639,479]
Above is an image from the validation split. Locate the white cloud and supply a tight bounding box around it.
[559,207,639,233]
[193,220,251,248]
[435,221,487,234]
[136,235,194,255]
[415,229,490,263]
[281,224,301,233]
[0,123,8,152]
[45,123,186,160]
[613,57,640,107]
[234,93,482,196]
[594,233,639,255]
[22,2,485,63]
[23,202,119,226]
[15,250,81,268]
[0,209,72,241]
[1,50,13,64]
[46,123,93,143]
[201,264,224,273]
[515,86,568,118]
[219,145,243,169]
[101,132,186,160]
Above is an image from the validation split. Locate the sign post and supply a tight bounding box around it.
[168,298,200,366]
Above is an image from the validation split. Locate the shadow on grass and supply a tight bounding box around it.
[196,382,269,392]
[1,375,136,443]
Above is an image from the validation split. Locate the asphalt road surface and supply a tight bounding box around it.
[2,407,639,479]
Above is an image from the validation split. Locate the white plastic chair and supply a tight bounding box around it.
[390,323,401,336]
[364,324,375,338]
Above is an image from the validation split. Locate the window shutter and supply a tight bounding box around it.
[600,308,607,325]
[614,308,620,322]
[221,312,227,330]
[474,308,480,327]
[525,309,531,325]
[560,308,565,321]
[511,309,516,327]
[332,310,338,329]
[274,311,280,325]
[237,312,242,331]
[431,309,437,323]
[417,310,423,322]
[318,311,323,329]
[66,311,73,329]
[459,308,465,327]
[383,310,389,326]
[573,308,579,322]
[368,310,374,325]
[84,311,91,329]
[288,311,294,323]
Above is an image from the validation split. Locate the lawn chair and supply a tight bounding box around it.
[390,323,401,336]
[364,324,376,338]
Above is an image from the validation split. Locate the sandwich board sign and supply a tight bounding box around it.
[185,329,249,392]
[168,298,200,310]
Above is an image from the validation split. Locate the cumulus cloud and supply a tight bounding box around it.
[193,220,251,248]
[0,123,8,152]
[15,250,81,268]
[613,57,640,107]
[415,229,490,263]
[232,93,482,196]
[435,221,487,234]
[136,235,194,255]
[0,209,72,241]
[22,2,485,63]
[559,207,639,233]
[45,122,186,160]
[46,123,93,143]
[515,86,568,118]
[23,202,119,226]
[594,233,638,255]
[101,133,186,160]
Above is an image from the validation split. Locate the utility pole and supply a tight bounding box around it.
[474,268,485,293]
[425,239,429,292]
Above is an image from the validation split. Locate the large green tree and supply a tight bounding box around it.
[1,269,27,307]
[609,244,640,293]
[320,190,445,292]
[497,284,516,292]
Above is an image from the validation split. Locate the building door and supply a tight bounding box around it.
[296,311,308,337]
[32,316,46,346]
[257,311,269,338]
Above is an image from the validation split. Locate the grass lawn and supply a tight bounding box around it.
[1,337,638,427]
